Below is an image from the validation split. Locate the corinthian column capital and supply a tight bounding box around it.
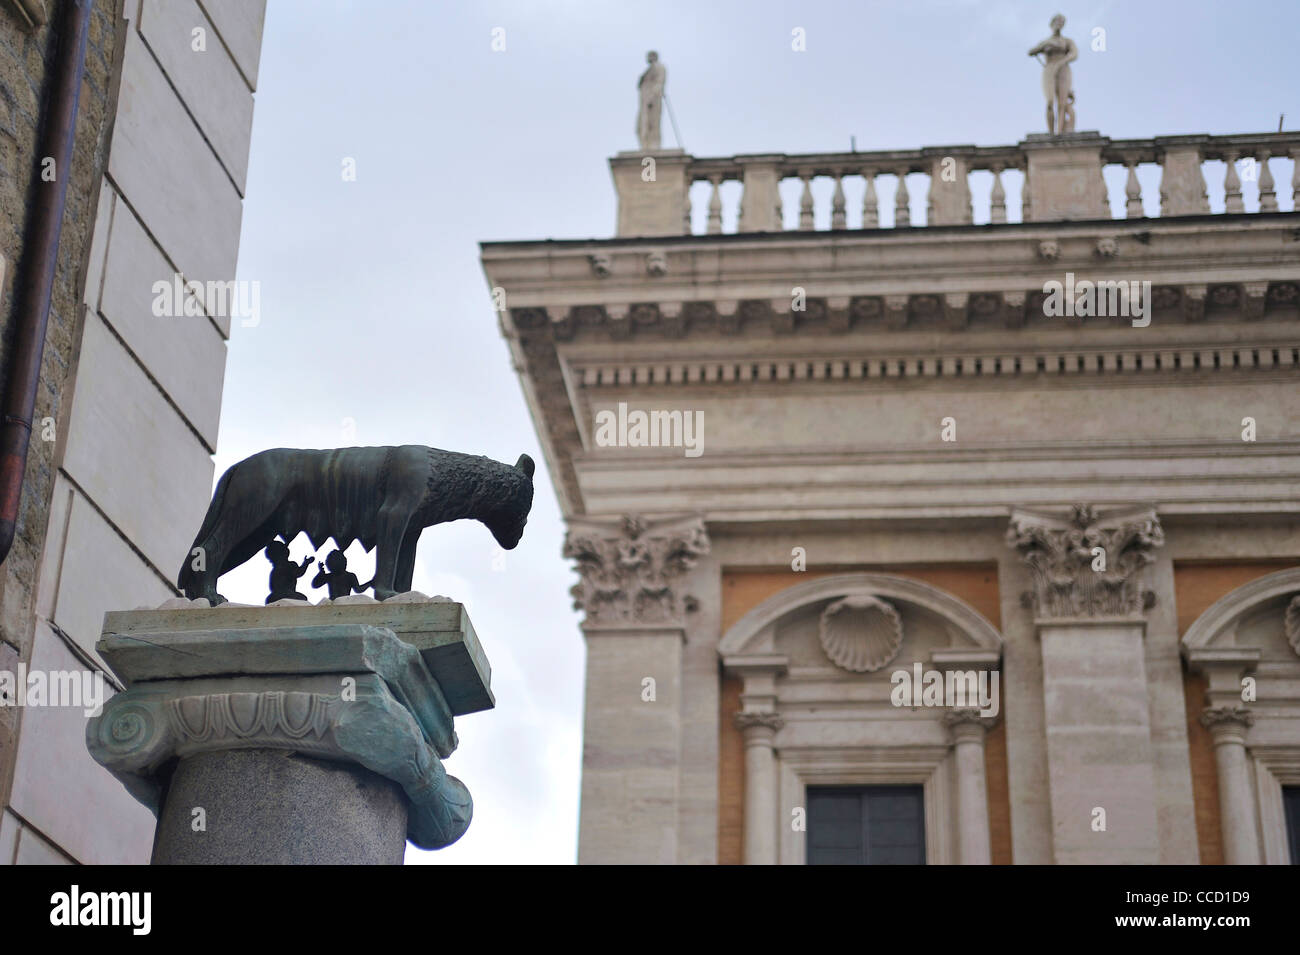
[563,514,710,630]
[1006,503,1164,619]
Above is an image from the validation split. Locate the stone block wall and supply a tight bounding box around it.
[0,0,124,855]
[0,0,266,864]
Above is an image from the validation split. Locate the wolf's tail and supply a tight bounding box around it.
[176,462,238,593]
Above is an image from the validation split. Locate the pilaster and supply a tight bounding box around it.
[1007,503,1165,864]
[564,514,709,863]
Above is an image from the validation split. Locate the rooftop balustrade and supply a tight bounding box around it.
[610,131,1300,237]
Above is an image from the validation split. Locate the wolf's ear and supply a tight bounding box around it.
[515,454,535,479]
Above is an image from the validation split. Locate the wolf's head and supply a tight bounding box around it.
[484,453,535,550]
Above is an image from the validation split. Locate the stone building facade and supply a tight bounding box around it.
[0,0,264,864]
[482,129,1300,863]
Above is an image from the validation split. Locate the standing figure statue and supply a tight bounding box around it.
[636,50,666,151]
[1029,14,1077,135]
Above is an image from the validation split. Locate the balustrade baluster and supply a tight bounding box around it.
[831,174,846,230]
[1125,162,1143,218]
[1224,152,1244,213]
[895,169,910,227]
[707,178,723,234]
[990,166,1007,224]
[799,174,815,230]
[1258,155,1278,212]
[862,173,878,228]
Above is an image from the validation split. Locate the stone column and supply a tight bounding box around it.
[1200,706,1261,865]
[944,709,993,865]
[724,649,788,865]
[1007,504,1165,864]
[736,711,783,865]
[565,515,709,864]
[86,598,492,864]
[154,748,408,864]
[1184,647,1262,865]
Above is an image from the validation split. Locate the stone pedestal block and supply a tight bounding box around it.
[1022,131,1109,222]
[611,149,692,237]
[925,152,973,226]
[86,598,491,864]
[1158,144,1211,216]
[736,155,785,233]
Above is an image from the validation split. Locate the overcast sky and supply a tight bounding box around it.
[213,0,1300,863]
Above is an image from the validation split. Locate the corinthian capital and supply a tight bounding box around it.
[1006,504,1164,618]
[563,514,709,629]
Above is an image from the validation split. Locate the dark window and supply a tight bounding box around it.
[806,785,925,865]
[1285,787,1300,865]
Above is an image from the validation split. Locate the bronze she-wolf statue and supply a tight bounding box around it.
[177,445,534,604]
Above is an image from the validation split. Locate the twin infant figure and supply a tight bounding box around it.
[263,540,375,604]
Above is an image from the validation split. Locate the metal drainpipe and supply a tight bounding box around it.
[0,0,93,566]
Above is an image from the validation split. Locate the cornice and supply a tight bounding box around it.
[487,216,1300,521]
[504,283,1298,345]
[478,210,1300,252]
[563,338,1300,389]
[567,442,1300,523]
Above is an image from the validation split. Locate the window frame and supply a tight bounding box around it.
[806,783,927,865]
[780,745,953,865]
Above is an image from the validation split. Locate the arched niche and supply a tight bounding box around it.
[718,572,1005,865]
[1180,565,1300,865]
[719,572,1003,666]
[1182,565,1300,658]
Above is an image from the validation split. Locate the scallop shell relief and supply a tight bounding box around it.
[818,595,904,672]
